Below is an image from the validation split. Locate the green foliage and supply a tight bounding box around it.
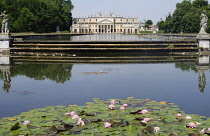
[0,98,210,135]
[167,44,175,49]
[158,0,210,33]
[175,62,198,72]
[145,19,153,29]
[0,0,74,33]
[140,31,153,34]
[10,63,73,83]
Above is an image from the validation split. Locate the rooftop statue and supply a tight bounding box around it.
[0,11,9,34]
[199,10,208,34]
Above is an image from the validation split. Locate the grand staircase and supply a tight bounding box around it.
[11,40,198,53]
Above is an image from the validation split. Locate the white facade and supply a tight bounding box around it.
[71,13,142,34]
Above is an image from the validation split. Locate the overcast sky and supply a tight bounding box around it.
[71,0,184,24]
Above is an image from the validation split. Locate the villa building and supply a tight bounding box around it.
[71,12,144,34]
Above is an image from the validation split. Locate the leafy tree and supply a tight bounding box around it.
[10,64,73,83]
[145,20,153,29]
[156,20,164,30]
[159,0,209,33]
[0,0,74,33]
[192,0,208,9]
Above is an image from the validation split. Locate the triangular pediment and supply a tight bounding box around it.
[98,19,113,24]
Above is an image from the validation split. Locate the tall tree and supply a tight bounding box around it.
[0,0,74,33]
[158,0,209,33]
[145,19,153,29]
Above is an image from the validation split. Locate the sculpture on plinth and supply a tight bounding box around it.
[199,10,208,34]
[197,10,210,50]
[0,11,9,34]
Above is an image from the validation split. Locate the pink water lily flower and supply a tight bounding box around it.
[64,113,71,116]
[154,127,160,132]
[120,107,126,110]
[109,104,115,109]
[208,128,210,131]
[123,104,128,107]
[200,128,205,134]
[72,115,79,120]
[144,118,150,122]
[187,122,196,128]
[77,118,85,126]
[177,114,182,117]
[141,120,147,124]
[141,109,149,114]
[185,116,192,120]
[23,120,31,125]
[70,111,77,116]
[111,100,116,104]
[65,111,77,116]
[104,122,111,128]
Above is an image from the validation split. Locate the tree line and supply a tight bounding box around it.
[157,0,210,33]
[0,0,74,33]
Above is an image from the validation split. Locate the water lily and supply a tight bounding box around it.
[109,104,115,109]
[141,109,148,114]
[104,122,111,128]
[141,120,147,124]
[70,111,77,116]
[177,113,182,117]
[196,122,201,126]
[187,122,196,128]
[111,100,116,104]
[72,115,79,120]
[123,104,128,107]
[185,116,192,120]
[77,118,85,126]
[120,107,126,110]
[208,128,210,131]
[23,120,30,125]
[143,118,151,122]
[154,127,160,132]
[64,113,71,116]
[200,128,205,134]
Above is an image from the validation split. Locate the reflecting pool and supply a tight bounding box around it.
[0,54,209,118]
[25,33,196,41]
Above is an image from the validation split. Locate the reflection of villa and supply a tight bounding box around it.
[71,12,144,34]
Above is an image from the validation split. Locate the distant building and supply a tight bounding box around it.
[71,12,142,34]
[147,25,159,32]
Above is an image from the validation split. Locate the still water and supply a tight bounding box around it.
[0,54,209,119]
[25,34,196,41]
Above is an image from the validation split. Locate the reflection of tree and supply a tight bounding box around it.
[10,64,73,83]
[175,62,198,72]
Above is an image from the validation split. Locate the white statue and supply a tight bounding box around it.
[0,11,9,34]
[199,10,208,34]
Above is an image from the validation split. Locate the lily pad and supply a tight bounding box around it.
[0,98,210,135]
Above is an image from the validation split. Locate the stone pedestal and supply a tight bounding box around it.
[198,55,209,65]
[197,34,210,49]
[0,34,12,52]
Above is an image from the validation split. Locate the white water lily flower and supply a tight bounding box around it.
[77,118,85,126]
[185,116,192,119]
[104,122,111,128]
[154,127,160,132]
[23,120,30,125]
[72,115,79,120]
